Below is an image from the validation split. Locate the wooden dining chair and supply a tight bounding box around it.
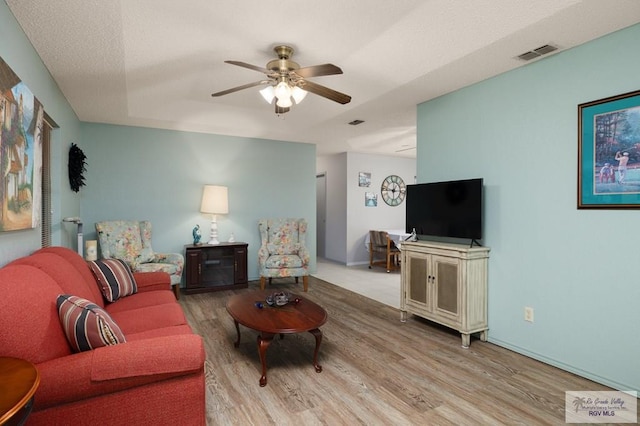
[368,230,400,272]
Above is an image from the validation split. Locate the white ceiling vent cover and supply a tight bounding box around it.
[516,44,558,61]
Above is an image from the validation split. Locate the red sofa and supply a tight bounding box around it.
[0,246,205,425]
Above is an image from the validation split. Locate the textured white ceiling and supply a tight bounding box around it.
[6,0,640,158]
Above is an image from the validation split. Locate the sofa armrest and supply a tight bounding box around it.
[33,334,204,410]
[298,244,310,266]
[133,271,171,293]
[153,252,184,268]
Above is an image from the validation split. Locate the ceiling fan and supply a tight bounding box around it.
[211,45,351,114]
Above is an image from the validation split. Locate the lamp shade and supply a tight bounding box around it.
[291,86,308,104]
[276,96,293,108]
[274,81,292,100]
[259,86,275,104]
[200,185,229,214]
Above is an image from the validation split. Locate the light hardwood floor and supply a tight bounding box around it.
[179,276,613,425]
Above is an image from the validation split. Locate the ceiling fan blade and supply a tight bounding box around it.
[300,80,351,104]
[225,60,271,74]
[211,81,267,97]
[294,64,343,78]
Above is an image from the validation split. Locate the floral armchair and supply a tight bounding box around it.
[258,218,310,292]
[95,220,184,297]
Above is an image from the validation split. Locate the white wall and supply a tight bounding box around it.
[316,154,347,263]
[318,152,416,265]
[346,152,415,265]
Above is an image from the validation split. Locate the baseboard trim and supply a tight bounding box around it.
[346,261,369,267]
[488,337,636,393]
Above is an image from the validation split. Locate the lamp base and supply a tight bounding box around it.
[208,214,220,245]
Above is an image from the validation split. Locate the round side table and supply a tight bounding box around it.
[0,357,40,426]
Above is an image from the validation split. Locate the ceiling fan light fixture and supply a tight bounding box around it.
[259,86,275,104]
[276,95,293,108]
[212,45,351,114]
[291,86,307,104]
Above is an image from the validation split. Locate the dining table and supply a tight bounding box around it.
[364,229,411,250]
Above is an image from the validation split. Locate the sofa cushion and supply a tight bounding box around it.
[132,271,172,293]
[89,259,138,302]
[57,294,126,352]
[8,251,105,308]
[95,220,155,267]
[35,247,107,306]
[104,290,178,314]
[108,303,187,335]
[0,265,72,363]
[267,242,300,256]
[264,254,304,269]
[125,324,194,342]
[265,218,300,244]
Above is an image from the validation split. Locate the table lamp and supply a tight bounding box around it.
[200,185,228,245]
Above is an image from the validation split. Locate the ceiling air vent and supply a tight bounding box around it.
[348,119,365,126]
[517,44,558,61]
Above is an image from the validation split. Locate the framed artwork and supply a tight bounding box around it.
[578,89,640,209]
[358,172,371,187]
[0,57,45,231]
[365,192,377,207]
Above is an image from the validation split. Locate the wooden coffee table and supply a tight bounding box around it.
[226,290,328,387]
[0,357,40,425]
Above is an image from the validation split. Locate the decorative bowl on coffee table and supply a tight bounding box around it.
[265,292,291,307]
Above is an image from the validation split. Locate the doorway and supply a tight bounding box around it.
[316,172,326,258]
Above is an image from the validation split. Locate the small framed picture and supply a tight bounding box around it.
[578,89,640,209]
[359,172,371,187]
[365,192,377,207]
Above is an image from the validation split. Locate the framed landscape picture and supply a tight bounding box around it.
[578,89,640,209]
[365,192,377,207]
[0,57,44,230]
[358,172,371,187]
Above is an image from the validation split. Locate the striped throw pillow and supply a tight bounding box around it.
[57,294,126,352]
[88,259,138,302]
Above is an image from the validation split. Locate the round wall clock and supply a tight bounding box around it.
[381,175,406,206]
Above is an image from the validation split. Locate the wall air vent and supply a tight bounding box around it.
[517,44,558,61]
[534,44,557,55]
[395,146,416,153]
[348,119,365,126]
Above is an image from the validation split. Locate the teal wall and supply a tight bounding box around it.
[0,3,82,264]
[80,123,317,281]
[417,24,640,391]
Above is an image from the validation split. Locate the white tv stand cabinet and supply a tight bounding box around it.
[400,240,490,348]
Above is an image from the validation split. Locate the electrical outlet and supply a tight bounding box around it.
[524,307,534,322]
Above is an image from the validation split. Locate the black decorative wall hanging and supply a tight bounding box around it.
[68,143,87,192]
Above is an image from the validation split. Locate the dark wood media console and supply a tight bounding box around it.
[184,242,248,294]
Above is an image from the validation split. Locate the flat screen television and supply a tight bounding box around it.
[405,178,483,241]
